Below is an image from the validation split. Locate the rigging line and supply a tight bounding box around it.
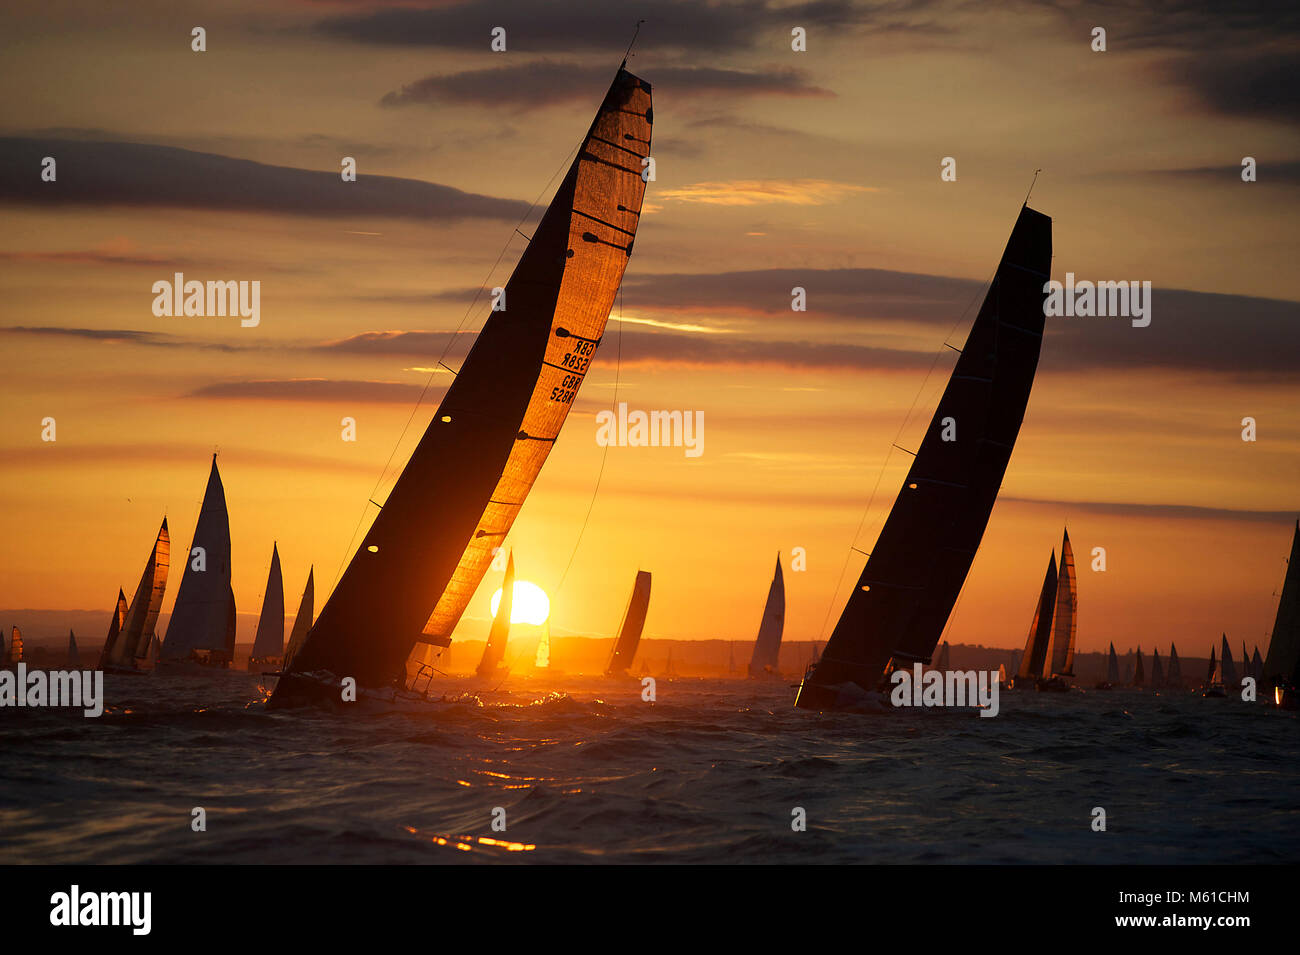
[815,263,1000,643]
[553,287,624,599]
[328,142,582,591]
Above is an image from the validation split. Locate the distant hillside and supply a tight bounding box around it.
[2,609,1259,685]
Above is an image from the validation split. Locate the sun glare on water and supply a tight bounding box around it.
[489,580,550,625]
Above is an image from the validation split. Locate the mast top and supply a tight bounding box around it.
[1023,168,1042,207]
[624,18,646,60]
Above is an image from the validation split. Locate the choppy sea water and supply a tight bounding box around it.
[1,672,1297,864]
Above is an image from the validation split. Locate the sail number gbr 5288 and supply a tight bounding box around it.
[550,339,596,403]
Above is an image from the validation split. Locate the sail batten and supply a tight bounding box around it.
[797,205,1052,704]
[605,570,652,676]
[277,67,651,698]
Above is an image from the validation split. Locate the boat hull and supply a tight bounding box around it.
[101,664,151,677]
[794,678,888,713]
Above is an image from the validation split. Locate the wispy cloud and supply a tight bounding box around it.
[656,179,875,206]
[380,62,831,110]
[610,315,726,333]
[188,378,431,403]
[319,0,881,52]
[0,138,528,221]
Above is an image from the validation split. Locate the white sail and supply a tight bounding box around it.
[283,567,314,669]
[534,619,551,669]
[1220,635,1238,688]
[1047,529,1078,677]
[249,543,285,661]
[748,554,785,677]
[2,625,22,666]
[162,456,236,665]
[105,518,170,669]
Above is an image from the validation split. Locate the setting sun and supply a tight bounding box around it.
[489,581,551,626]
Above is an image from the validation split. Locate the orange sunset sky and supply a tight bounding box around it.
[1,0,1297,657]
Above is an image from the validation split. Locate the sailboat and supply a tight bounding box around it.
[533,619,552,672]
[1201,643,1226,697]
[1037,529,1078,691]
[1221,636,1239,690]
[934,641,951,672]
[663,646,679,681]
[476,552,514,681]
[1,625,22,670]
[605,570,652,677]
[1263,521,1300,707]
[1168,642,1182,689]
[248,543,285,673]
[270,64,652,707]
[1251,646,1264,685]
[1095,641,1119,690]
[795,205,1051,710]
[282,567,314,670]
[67,630,80,668]
[1132,647,1145,688]
[100,518,170,675]
[159,456,236,671]
[1150,647,1164,690]
[1012,552,1056,689]
[747,553,785,678]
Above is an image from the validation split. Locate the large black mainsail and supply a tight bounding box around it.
[1263,520,1300,687]
[273,66,651,704]
[605,570,652,676]
[1015,551,1056,682]
[796,205,1052,709]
